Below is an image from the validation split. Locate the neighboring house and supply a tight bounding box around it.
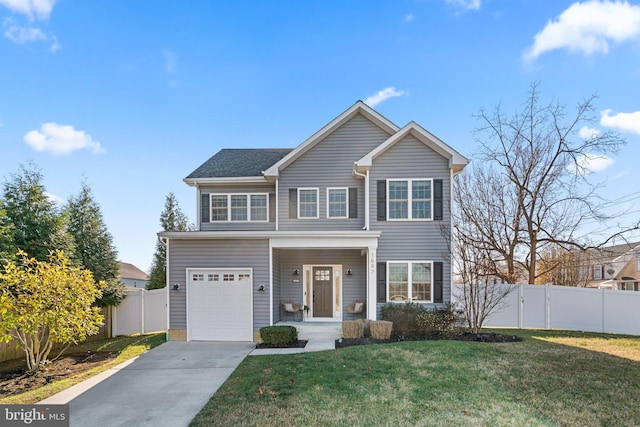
[583,242,640,291]
[118,262,149,289]
[160,101,469,341]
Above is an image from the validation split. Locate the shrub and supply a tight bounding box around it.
[342,320,364,339]
[260,325,298,346]
[380,301,427,339]
[416,306,461,339]
[370,320,393,339]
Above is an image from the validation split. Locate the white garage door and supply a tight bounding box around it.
[187,269,253,341]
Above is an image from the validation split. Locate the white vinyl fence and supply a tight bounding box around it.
[112,288,167,336]
[452,283,640,336]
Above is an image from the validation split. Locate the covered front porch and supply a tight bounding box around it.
[269,231,380,324]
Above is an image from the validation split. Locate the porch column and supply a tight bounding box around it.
[367,247,377,320]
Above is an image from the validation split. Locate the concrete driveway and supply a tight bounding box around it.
[43,341,254,427]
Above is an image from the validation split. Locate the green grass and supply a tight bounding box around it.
[190,329,640,426]
[0,333,166,404]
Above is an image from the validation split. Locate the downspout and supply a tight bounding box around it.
[196,183,201,231]
[352,165,369,231]
[275,178,279,231]
[158,235,170,342]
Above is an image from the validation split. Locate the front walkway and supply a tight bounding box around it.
[250,321,342,355]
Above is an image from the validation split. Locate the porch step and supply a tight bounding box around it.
[278,321,343,340]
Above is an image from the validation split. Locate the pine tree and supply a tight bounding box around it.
[65,182,125,306]
[147,192,191,289]
[2,163,74,261]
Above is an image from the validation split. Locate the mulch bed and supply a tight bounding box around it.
[255,340,308,349]
[336,331,523,348]
[0,351,119,398]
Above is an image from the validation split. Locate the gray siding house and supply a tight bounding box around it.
[161,101,469,341]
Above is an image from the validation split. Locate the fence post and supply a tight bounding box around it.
[546,284,551,330]
[518,284,524,329]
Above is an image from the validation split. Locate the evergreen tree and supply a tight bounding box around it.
[65,182,125,306]
[2,163,73,261]
[0,200,17,264]
[147,192,191,289]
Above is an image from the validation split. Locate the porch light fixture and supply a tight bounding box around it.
[347,269,353,276]
[293,269,300,276]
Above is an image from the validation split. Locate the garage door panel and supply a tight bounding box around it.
[187,269,253,341]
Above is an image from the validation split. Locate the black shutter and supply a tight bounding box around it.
[434,179,443,220]
[377,180,386,221]
[433,262,443,303]
[201,193,210,223]
[289,188,297,219]
[349,188,358,218]
[269,193,276,222]
[377,262,387,303]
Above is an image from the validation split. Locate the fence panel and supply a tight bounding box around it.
[550,286,603,332]
[603,291,640,335]
[477,284,520,327]
[522,285,547,329]
[113,290,144,335]
[144,288,167,333]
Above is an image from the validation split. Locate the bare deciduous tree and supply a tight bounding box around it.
[457,82,626,285]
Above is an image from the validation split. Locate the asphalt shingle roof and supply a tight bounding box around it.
[185,148,292,179]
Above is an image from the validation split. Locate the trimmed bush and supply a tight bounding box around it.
[380,301,427,338]
[260,325,298,346]
[342,320,364,339]
[370,320,393,339]
[416,306,460,339]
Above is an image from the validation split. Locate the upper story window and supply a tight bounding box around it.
[593,264,603,280]
[209,193,268,222]
[387,261,432,302]
[388,179,432,220]
[636,255,640,272]
[298,188,319,219]
[327,188,348,219]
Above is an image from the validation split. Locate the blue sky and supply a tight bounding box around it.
[1,0,639,272]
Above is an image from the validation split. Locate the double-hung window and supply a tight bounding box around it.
[298,188,319,219]
[327,187,348,219]
[209,193,268,222]
[388,179,432,220]
[387,261,433,302]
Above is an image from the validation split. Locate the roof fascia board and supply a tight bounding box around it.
[184,176,269,187]
[263,101,399,177]
[159,230,382,240]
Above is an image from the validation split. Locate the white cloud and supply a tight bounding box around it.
[600,109,640,135]
[405,13,414,22]
[568,153,615,174]
[23,122,105,155]
[0,0,57,20]
[579,125,601,139]
[364,87,406,107]
[3,18,46,43]
[524,0,640,62]
[446,0,481,12]
[44,191,63,205]
[161,49,178,74]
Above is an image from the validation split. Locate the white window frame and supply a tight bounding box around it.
[387,178,433,221]
[209,193,269,223]
[593,264,603,280]
[298,188,319,219]
[636,255,640,272]
[326,187,349,219]
[386,261,433,303]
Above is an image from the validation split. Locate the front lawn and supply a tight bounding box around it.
[191,330,640,426]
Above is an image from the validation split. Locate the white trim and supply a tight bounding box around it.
[387,178,434,221]
[297,188,319,219]
[269,239,273,326]
[184,176,269,187]
[160,230,381,241]
[264,101,398,178]
[303,264,343,320]
[326,187,349,219]
[386,261,434,303]
[275,178,279,231]
[355,122,469,175]
[186,267,253,341]
[209,193,269,223]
